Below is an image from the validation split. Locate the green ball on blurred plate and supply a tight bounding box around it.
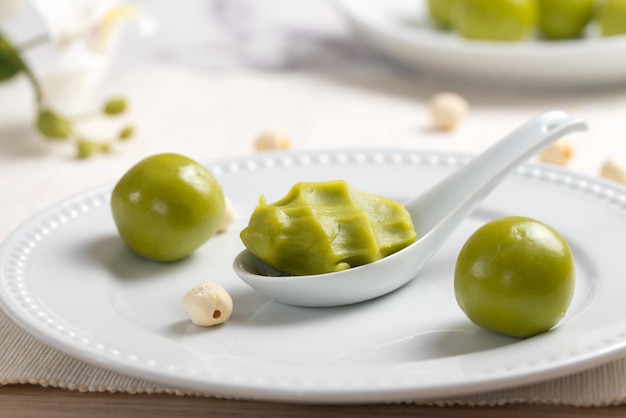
[599,0,626,37]
[538,0,594,39]
[454,0,537,41]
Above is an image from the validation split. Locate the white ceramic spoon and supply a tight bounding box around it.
[233,110,588,307]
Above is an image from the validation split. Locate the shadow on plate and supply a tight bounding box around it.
[83,234,196,281]
[328,327,520,364]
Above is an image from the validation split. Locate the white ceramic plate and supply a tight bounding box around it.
[335,0,626,87]
[2,149,626,404]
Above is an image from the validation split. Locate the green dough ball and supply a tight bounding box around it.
[599,0,626,37]
[455,216,575,338]
[111,153,225,262]
[538,0,594,39]
[454,0,537,41]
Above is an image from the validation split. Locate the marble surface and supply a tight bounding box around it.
[4,0,395,74]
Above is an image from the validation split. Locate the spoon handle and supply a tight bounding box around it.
[405,110,588,234]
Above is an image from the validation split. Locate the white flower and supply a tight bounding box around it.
[32,0,157,54]
[30,0,157,112]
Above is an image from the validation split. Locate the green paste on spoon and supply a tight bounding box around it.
[240,180,417,276]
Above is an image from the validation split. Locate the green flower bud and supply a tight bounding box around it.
[99,142,112,153]
[118,125,135,140]
[103,98,127,115]
[36,109,73,140]
[77,139,113,158]
[77,139,97,158]
[0,33,23,82]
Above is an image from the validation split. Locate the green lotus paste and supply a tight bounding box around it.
[240,180,417,276]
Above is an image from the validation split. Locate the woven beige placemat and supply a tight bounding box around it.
[2,307,626,406]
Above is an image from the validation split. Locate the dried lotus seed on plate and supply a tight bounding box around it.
[538,139,574,166]
[600,158,626,185]
[218,197,236,234]
[182,282,233,327]
[429,92,469,131]
[254,131,291,151]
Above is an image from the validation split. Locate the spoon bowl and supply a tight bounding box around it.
[234,111,588,307]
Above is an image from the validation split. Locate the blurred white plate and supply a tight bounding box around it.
[1,149,626,403]
[335,0,626,87]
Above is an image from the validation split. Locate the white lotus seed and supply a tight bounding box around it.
[429,92,469,131]
[254,131,291,151]
[218,197,236,234]
[600,158,626,185]
[538,139,574,166]
[182,282,233,327]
